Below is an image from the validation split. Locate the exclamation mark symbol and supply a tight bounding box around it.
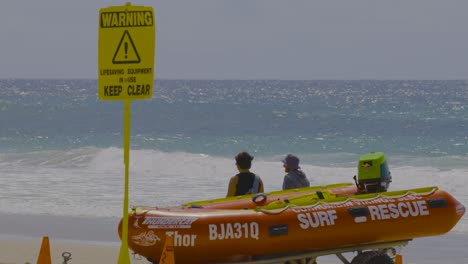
[124,42,128,59]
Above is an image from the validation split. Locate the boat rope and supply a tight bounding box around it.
[408,187,437,197]
[323,187,438,206]
[256,204,293,214]
[258,187,438,213]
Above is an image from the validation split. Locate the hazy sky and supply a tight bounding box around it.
[1,0,468,80]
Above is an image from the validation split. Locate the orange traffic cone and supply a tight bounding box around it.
[395,254,403,264]
[37,236,52,264]
[159,235,175,264]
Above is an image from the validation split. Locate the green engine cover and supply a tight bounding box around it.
[358,152,389,181]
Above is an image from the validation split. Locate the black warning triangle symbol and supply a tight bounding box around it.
[112,30,141,64]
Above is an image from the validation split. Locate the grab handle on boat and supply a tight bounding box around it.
[252,193,268,206]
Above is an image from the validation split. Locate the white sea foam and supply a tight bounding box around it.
[0,148,466,233]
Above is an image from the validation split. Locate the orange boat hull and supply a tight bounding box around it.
[119,188,465,263]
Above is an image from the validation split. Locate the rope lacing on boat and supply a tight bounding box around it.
[257,187,438,214]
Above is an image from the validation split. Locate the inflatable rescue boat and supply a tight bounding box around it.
[119,153,465,264]
[121,186,465,263]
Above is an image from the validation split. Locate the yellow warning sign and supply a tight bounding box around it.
[98,3,155,100]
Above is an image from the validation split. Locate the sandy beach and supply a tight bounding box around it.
[0,214,143,264]
[1,233,467,264]
[0,237,335,264]
[0,238,124,264]
[0,237,336,264]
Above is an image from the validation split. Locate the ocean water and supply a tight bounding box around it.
[0,79,467,235]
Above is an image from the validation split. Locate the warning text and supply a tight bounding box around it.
[103,84,151,97]
[101,11,153,28]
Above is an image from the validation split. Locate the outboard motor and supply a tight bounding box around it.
[354,152,392,193]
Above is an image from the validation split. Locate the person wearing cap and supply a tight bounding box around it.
[226,152,264,197]
[282,154,310,190]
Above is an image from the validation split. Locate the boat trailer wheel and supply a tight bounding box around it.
[350,251,394,264]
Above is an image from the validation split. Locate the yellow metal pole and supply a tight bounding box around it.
[118,100,131,264]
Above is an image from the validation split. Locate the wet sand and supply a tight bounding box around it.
[0,238,147,264]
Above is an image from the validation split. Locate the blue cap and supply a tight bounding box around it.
[282,154,300,169]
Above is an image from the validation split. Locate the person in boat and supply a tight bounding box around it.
[282,154,310,190]
[226,152,264,197]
